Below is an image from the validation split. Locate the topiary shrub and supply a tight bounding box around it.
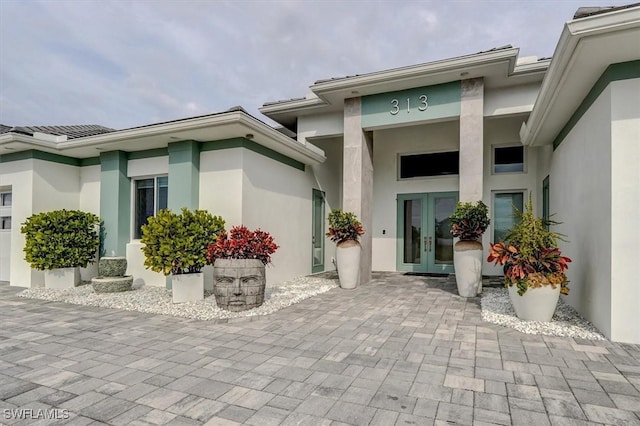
[21,210,101,270]
[141,208,225,275]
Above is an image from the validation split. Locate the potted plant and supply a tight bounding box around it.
[207,226,278,311]
[487,196,571,321]
[21,209,101,289]
[326,209,365,289]
[450,201,490,297]
[141,208,225,303]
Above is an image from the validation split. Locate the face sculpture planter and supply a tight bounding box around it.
[213,259,266,311]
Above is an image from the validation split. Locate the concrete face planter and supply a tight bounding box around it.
[453,240,483,297]
[213,259,266,311]
[98,257,127,277]
[45,267,80,289]
[508,284,561,322]
[336,240,361,290]
[172,273,204,304]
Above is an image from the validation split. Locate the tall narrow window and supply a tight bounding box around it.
[493,146,524,173]
[134,176,168,239]
[493,192,524,243]
[0,192,11,206]
[542,175,550,230]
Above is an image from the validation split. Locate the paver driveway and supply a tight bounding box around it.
[0,273,639,425]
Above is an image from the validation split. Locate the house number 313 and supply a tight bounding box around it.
[390,95,428,115]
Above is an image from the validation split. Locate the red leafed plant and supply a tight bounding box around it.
[486,195,571,296]
[207,226,279,265]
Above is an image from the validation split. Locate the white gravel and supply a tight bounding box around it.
[481,287,605,340]
[18,276,338,321]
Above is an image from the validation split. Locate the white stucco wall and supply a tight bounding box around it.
[199,149,243,226]
[484,83,540,117]
[297,112,344,145]
[241,150,319,286]
[609,78,640,344]
[371,120,460,271]
[550,85,613,338]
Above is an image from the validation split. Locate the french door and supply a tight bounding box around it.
[397,192,458,273]
[311,189,325,273]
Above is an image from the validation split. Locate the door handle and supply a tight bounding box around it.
[428,236,432,252]
[424,236,433,252]
[424,236,427,252]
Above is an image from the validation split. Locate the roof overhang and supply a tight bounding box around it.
[520,5,640,146]
[261,48,549,128]
[0,110,325,165]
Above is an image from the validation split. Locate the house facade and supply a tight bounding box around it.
[1,6,638,343]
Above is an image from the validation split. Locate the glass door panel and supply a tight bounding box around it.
[311,189,325,273]
[403,199,422,264]
[428,194,457,273]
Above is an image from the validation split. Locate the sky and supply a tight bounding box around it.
[0,0,634,130]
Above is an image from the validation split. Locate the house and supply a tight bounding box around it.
[1,5,638,343]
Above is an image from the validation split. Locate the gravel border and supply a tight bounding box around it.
[481,287,605,340]
[18,275,338,321]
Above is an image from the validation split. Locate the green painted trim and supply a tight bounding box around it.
[0,149,81,166]
[553,60,640,150]
[542,175,550,231]
[79,157,100,167]
[201,137,305,171]
[168,140,200,211]
[311,189,325,274]
[99,151,130,256]
[127,148,169,160]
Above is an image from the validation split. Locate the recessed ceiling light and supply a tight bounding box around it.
[460,71,469,77]
[245,133,254,139]
[169,136,180,140]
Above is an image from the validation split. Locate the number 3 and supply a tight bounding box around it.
[419,95,428,111]
[390,99,399,115]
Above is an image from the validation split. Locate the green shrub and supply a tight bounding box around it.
[326,209,365,244]
[21,210,101,270]
[449,201,490,241]
[141,208,225,275]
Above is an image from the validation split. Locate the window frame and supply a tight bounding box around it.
[0,216,10,230]
[0,192,11,207]
[492,143,526,175]
[131,175,168,240]
[397,149,460,181]
[492,190,527,243]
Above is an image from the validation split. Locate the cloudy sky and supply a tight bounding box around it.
[0,0,633,129]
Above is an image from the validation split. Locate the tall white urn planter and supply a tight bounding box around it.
[453,240,483,297]
[336,240,360,290]
[508,284,560,322]
[172,273,204,303]
[45,267,80,289]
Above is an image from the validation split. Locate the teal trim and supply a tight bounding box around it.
[311,189,325,273]
[79,157,100,166]
[542,175,550,231]
[362,81,461,128]
[553,60,640,150]
[0,149,81,166]
[168,140,200,211]
[99,151,130,256]
[127,148,169,160]
[201,137,305,171]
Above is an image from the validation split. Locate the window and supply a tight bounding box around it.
[493,192,524,242]
[493,145,524,173]
[134,176,168,239]
[542,175,550,230]
[399,151,459,179]
[0,217,10,230]
[0,192,11,206]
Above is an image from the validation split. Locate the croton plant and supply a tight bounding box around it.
[487,195,571,296]
[207,225,279,265]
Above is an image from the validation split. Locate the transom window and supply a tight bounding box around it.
[493,192,524,243]
[493,145,524,173]
[399,151,459,179]
[134,176,168,239]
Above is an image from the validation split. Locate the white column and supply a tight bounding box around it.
[343,97,373,285]
[459,78,484,202]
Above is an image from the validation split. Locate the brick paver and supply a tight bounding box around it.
[0,273,639,425]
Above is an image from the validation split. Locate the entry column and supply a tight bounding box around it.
[459,78,484,202]
[343,97,373,285]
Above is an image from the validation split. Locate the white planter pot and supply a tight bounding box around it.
[453,240,483,297]
[45,267,80,289]
[172,272,204,303]
[508,284,560,322]
[336,240,361,290]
